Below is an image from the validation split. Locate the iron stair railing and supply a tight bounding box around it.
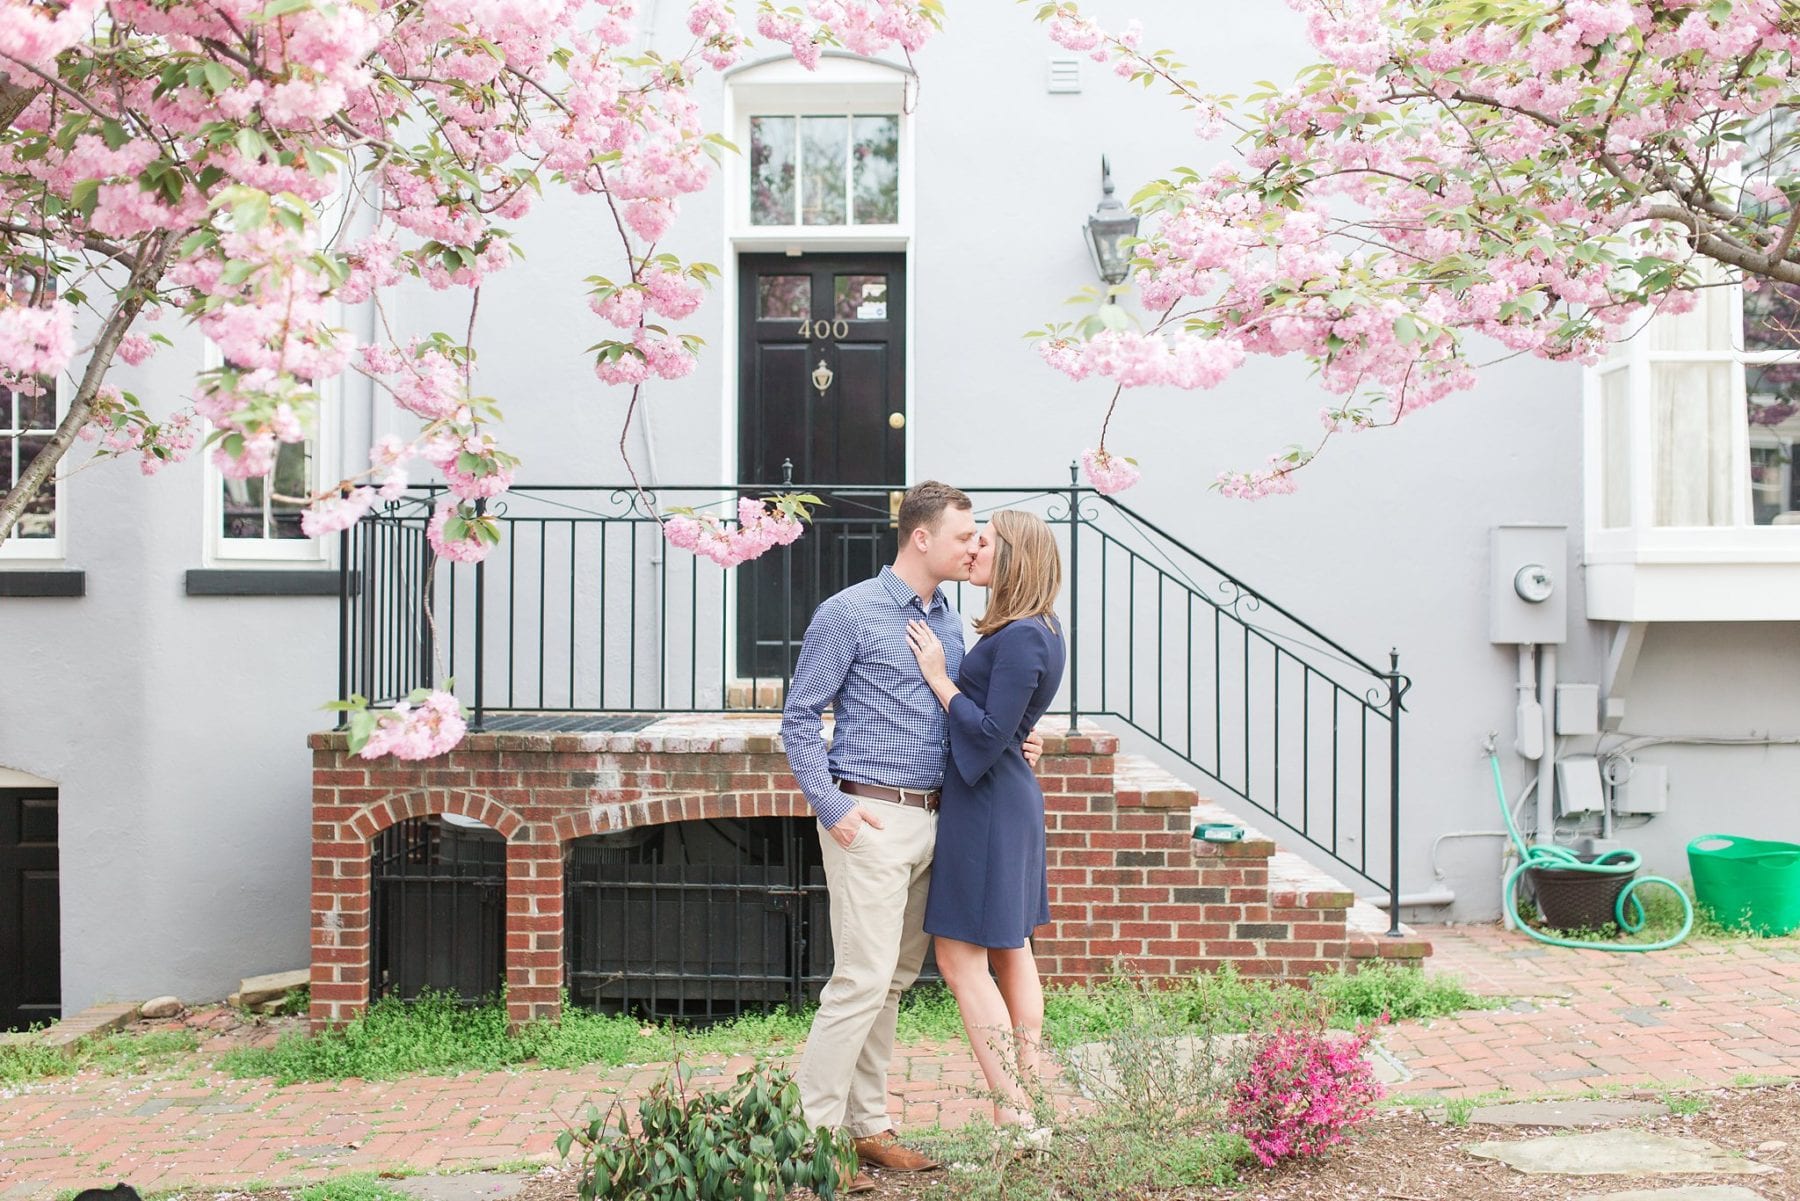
[338,474,1407,929]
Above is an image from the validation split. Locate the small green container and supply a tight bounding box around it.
[1687,834,1800,937]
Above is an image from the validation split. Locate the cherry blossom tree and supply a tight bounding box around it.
[1031,0,1800,497]
[0,0,939,550]
[0,0,938,756]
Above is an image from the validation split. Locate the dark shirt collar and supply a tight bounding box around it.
[878,565,946,614]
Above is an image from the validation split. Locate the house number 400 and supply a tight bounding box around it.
[797,318,851,340]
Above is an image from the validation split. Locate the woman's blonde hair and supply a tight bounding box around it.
[975,509,1062,636]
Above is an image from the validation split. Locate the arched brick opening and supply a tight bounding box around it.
[550,791,812,842]
[558,793,827,1021]
[311,788,527,1028]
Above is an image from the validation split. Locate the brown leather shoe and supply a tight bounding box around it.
[839,1164,876,1194]
[854,1129,941,1173]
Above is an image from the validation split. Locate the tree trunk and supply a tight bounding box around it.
[0,233,177,547]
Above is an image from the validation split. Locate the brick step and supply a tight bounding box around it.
[1109,753,1430,969]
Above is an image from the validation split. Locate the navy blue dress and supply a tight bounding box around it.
[923,616,1067,949]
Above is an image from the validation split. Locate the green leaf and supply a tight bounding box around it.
[232,189,271,231]
[201,62,235,95]
[253,0,315,20]
[68,179,100,219]
[345,709,378,754]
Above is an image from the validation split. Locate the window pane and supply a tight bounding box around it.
[223,475,268,540]
[17,385,53,431]
[758,275,811,321]
[1651,362,1735,526]
[1600,368,1630,528]
[1648,271,1733,353]
[15,436,55,538]
[1744,280,1800,355]
[271,439,312,539]
[800,116,847,226]
[834,275,888,322]
[1747,363,1800,524]
[750,117,796,226]
[852,115,899,224]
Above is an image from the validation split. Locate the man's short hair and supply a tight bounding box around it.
[897,480,972,541]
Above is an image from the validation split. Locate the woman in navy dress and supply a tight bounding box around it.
[904,509,1065,1138]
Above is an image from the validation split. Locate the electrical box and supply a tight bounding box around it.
[1489,525,1568,644]
[1555,684,1600,736]
[1555,755,1605,816]
[1615,764,1669,815]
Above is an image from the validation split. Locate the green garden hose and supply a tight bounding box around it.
[1489,753,1693,951]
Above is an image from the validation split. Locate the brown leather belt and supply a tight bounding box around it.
[835,778,941,813]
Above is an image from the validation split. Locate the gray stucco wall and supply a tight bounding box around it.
[6,1,1799,1015]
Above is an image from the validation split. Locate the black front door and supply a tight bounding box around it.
[737,253,906,680]
[1,787,59,1031]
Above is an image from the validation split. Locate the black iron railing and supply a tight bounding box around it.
[339,473,1407,924]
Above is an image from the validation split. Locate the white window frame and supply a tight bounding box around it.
[1583,282,1800,620]
[719,56,916,684]
[743,108,903,231]
[0,373,67,563]
[200,342,340,566]
[201,172,350,567]
[727,57,914,250]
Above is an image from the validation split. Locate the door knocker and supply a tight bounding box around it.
[811,359,834,395]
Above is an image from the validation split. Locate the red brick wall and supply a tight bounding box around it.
[308,720,1400,1030]
[1032,738,1358,983]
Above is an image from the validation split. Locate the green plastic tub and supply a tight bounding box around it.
[1687,834,1800,937]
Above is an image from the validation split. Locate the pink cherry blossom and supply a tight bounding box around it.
[661,496,807,567]
[427,498,494,564]
[356,690,469,761]
[1081,448,1141,495]
[1031,0,1800,493]
[0,300,74,383]
[301,487,379,537]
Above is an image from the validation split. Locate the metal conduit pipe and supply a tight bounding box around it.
[1537,644,1558,844]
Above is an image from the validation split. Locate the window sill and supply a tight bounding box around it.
[1584,540,1800,626]
[185,569,348,597]
[0,570,84,598]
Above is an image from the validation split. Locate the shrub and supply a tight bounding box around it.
[559,1060,855,1201]
[1226,1024,1382,1166]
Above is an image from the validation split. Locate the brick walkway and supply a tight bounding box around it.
[4,923,1799,1197]
[1384,923,1800,1098]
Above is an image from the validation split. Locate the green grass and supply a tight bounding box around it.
[1664,1091,1709,1116]
[1042,962,1494,1048]
[294,1174,415,1201]
[1314,960,1496,1023]
[0,1029,197,1084]
[1442,1096,1478,1126]
[223,985,971,1083]
[190,963,1498,1085]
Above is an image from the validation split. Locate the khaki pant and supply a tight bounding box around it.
[796,798,937,1136]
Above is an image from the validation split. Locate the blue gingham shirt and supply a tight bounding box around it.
[781,566,967,828]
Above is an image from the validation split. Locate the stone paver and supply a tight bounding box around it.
[1568,1188,1770,1201]
[1465,1098,1668,1128]
[2,923,1798,1196]
[390,1171,531,1201]
[1463,1129,1776,1176]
